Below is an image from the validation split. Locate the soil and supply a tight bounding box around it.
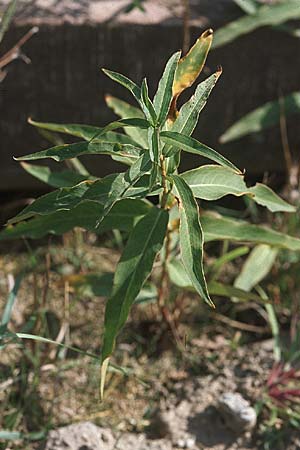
[1,240,300,450]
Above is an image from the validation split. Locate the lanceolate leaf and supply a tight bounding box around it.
[1,273,23,327]
[201,213,300,250]
[220,92,300,143]
[0,199,151,240]
[29,117,141,152]
[171,70,222,137]
[11,154,152,227]
[171,175,213,307]
[0,0,17,44]
[181,165,248,200]
[233,0,258,15]
[181,165,295,212]
[153,51,181,126]
[161,131,241,173]
[213,0,300,49]
[28,118,112,141]
[101,207,169,397]
[14,141,142,163]
[102,68,142,105]
[95,153,152,228]
[234,244,278,292]
[105,95,148,147]
[173,29,213,99]
[20,162,92,188]
[141,78,157,124]
[167,257,263,302]
[148,127,160,188]
[248,183,296,213]
[9,180,95,223]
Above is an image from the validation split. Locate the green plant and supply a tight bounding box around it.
[1,29,300,398]
[212,0,300,49]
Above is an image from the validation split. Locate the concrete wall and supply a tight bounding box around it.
[0,0,299,190]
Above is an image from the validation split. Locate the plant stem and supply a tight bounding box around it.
[160,154,168,209]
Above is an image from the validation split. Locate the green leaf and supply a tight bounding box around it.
[265,303,281,361]
[20,162,92,188]
[213,0,300,49]
[167,258,263,302]
[148,127,160,188]
[161,131,241,173]
[234,244,278,292]
[233,0,258,15]
[181,165,248,200]
[101,206,169,397]
[173,29,213,99]
[1,273,23,327]
[171,175,213,307]
[29,118,117,141]
[220,92,300,143]
[141,78,157,125]
[11,153,152,226]
[153,51,181,126]
[248,183,296,213]
[208,280,265,302]
[164,70,222,168]
[8,180,98,223]
[201,213,300,250]
[171,70,222,137]
[95,153,152,228]
[14,140,142,163]
[102,68,142,105]
[0,199,150,241]
[181,165,295,212]
[211,246,250,272]
[105,95,148,147]
[0,0,17,44]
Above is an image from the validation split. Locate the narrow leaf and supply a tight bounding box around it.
[0,199,150,241]
[220,92,300,143]
[153,51,181,126]
[171,69,222,137]
[0,0,17,43]
[141,78,157,124]
[11,154,151,225]
[101,207,169,396]
[102,68,142,104]
[21,162,91,188]
[148,127,160,188]
[201,213,300,250]
[233,0,258,15]
[105,95,148,147]
[181,165,295,212]
[14,140,141,163]
[171,175,213,307]
[161,131,241,173]
[213,0,300,49]
[28,118,112,141]
[167,258,262,302]
[234,244,278,292]
[248,183,296,213]
[181,165,248,200]
[173,29,213,98]
[1,273,23,327]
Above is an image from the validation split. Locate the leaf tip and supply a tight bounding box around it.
[202,28,214,39]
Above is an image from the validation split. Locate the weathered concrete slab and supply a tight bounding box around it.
[0,0,299,190]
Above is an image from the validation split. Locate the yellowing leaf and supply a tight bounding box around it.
[172,29,213,99]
